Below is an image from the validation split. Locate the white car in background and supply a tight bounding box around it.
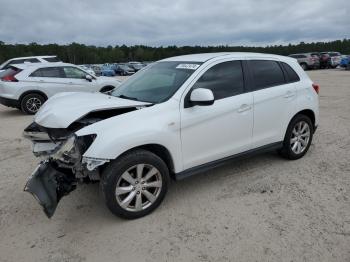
[0,63,121,114]
[0,55,61,73]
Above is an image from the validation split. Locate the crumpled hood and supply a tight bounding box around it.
[34,92,150,128]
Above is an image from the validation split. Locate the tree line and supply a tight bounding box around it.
[0,39,349,64]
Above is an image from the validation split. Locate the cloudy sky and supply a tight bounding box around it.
[0,0,349,47]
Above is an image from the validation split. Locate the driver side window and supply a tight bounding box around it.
[63,67,87,79]
[192,60,244,100]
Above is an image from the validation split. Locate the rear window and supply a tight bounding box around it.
[281,62,300,83]
[0,67,20,78]
[250,60,285,90]
[0,66,22,79]
[43,57,61,62]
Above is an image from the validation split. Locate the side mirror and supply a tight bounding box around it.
[189,88,214,106]
[85,74,93,82]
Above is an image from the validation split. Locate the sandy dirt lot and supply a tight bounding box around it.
[0,70,349,262]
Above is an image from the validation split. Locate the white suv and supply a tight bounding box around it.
[0,55,61,73]
[23,53,319,219]
[0,63,121,114]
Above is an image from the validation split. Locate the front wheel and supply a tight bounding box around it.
[101,149,170,219]
[279,114,314,160]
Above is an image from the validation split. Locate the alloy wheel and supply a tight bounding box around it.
[290,121,310,154]
[115,164,162,212]
[26,97,42,113]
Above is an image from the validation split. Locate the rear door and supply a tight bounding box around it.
[248,59,297,148]
[27,67,68,97]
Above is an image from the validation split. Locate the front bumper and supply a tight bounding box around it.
[24,161,76,218]
[0,96,19,108]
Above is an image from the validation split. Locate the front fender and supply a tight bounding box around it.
[75,99,183,172]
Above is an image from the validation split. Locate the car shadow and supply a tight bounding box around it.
[61,151,284,224]
[0,106,25,118]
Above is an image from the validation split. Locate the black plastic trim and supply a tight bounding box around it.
[175,142,283,180]
[0,96,19,108]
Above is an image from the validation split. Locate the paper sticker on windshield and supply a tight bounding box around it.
[176,64,200,70]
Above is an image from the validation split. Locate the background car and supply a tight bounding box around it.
[288,53,320,70]
[101,64,116,76]
[91,65,102,76]
[340,55,350,69]
[0,56,61,73]
[115,64,135,75]
[128,62,145,72]
[320,52,342,68]
[0,63,120,114]
[78,65,96,76]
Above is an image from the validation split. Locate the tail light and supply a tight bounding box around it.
[312,83,320,94]
[1,74,18,82]
[1,68,21,82]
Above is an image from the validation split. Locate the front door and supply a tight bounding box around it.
[180,60,254,170]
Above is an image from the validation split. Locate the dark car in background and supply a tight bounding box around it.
[288,53,320,70]
[319,52,342,68]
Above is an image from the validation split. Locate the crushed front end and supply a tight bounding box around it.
[23,122,108,218]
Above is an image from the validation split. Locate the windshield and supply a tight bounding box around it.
[111,61,201,103]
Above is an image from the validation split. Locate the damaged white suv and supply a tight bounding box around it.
[23,53,319,219]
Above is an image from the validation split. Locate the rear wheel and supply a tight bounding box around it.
[279,114,313,160]
[20,93,46,114]
[101,149,170,219]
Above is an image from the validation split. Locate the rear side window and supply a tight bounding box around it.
[281,62,300,83]
[25,58,40,63]
[250,60,285,90]
[30,67,63,78]
[0,67,20,78]
[192,61,244,100]
[43,57,61,62]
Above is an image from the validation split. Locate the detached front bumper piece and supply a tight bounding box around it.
[24,161,76,218]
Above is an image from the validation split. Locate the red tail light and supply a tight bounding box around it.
[1,68,21,82]
[1,74,18,82]
[312,83,320,94]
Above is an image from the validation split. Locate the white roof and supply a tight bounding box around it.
[8,55,57,61]
[13,62,71,70]
[161,52,290,62]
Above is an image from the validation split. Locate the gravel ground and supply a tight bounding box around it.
[0,70,349,262]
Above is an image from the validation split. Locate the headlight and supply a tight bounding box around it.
[52,135,77,162]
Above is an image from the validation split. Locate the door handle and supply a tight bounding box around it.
[237,104,252,113]
[284,91,295,98]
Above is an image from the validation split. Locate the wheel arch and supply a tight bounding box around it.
[114,144,175,178]
[19,90,48,104]
[286,109,316,135]
[99,85,116,93]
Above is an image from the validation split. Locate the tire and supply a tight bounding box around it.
[279,114,314,160]
[20,93,46,115]
[300,63,308,70]
[100,149,170,219]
